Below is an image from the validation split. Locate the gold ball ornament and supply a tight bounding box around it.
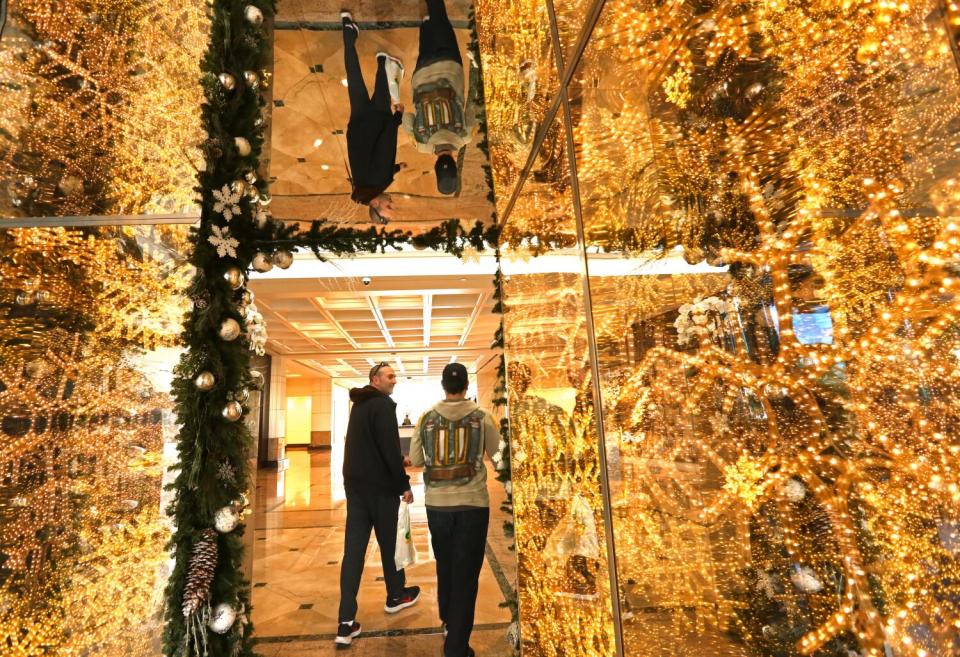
[244,170,257,185]
[243,70,259,88]
[243,5,263,25]
[213,505,240,533]
[15,292,35,305]
[208,603,238,634]
[219,318,241,341]
[272,250,294,269]
[240,289,255,305]
[251,252,273,272]
[194,371,216,391]
[234,388,250,403]
[218,72,237,91]
[222,401,243,422]
[223,267,245,290]
[682,246,704,265]
[234,137,252,157]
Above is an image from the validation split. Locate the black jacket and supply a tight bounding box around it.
[347,110,403,205]
[343,385,410,496]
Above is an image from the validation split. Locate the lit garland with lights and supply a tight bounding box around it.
[482,1,960,657]
[0,0,207,216]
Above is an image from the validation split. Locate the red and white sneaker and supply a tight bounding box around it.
[334,620,361,648]
[384,585,421,613]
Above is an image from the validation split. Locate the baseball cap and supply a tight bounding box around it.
[435,153,458,195]
[441,362,468,391]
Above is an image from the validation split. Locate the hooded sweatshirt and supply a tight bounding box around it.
[342,385,410,496]
[409,399,499,509]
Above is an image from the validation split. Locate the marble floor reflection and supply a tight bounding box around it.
[252,448,515,656]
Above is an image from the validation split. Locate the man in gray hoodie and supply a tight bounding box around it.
[409,362,499,657]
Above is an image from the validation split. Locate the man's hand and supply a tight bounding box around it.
[402,490,414,504]
[397,162,408,170]
[403,456,412,467]
[392,103,404,114]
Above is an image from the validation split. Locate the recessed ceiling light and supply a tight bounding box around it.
[321,164,330,170]
[313,138,323,147]
[341,78,348,87]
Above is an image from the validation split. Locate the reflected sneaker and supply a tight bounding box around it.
[334,620,361,648]
[340,11,359,36]
[384,585,421,613]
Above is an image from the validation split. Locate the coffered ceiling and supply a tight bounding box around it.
[247,250,500,381]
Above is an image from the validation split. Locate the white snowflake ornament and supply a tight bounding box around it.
[208,224,239,258]
[212,184,242,221]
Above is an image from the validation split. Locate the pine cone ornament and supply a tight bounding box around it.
[182,529,218,617]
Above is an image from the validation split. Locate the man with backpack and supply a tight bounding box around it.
[409,362,500,657]
[401,0,480,195]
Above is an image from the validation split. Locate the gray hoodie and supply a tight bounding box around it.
[409,399,499,509]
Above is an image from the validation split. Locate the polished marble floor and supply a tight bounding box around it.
[252,448,516,656]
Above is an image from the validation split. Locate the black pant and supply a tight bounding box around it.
[427,507,489,657]
[338,492,406,622]
[343,26,390,118]
[416,0,462,71]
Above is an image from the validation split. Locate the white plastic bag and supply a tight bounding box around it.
[394,502,417,570]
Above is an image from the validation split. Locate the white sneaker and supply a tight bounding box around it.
[341,11,359,35]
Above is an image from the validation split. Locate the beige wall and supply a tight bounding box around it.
[286,374,333,447]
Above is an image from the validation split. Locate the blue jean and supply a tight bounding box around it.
[427,506,490,657]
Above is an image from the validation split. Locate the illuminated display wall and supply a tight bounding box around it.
[476,1,960,656]
[0,225,191,655]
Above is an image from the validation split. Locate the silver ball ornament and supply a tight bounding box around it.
[244,170,257,185]
[194,371,216,391]
[240,289,255,305]
[24,358,48,378]
[234,137,252,157]
[272,250,294,269]
[233,388,250,403]
[208,603,238,634]
[218,72,237,91]
[243,5,263,25]
[249,370,265,389]
[219,318,241,341]
[15,292,35,306]
[243,70,259,88]
[57,174,83,196]
[222,400,243,422]
[214,505,240,533]
[223,267,244,290]
[251,252,273,273]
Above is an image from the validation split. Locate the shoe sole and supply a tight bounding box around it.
[384,593,420,613]
[334,628,362,647]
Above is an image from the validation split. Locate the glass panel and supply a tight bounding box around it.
[552,0,595,63]
[500,109,616,657]
[0,225,191,654]
[0,2,206,217]
[475,0,560,218]
[573,1,960,656]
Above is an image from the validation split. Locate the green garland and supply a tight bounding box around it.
[162,0,275,653]
[257,218,500,259]
[163,3,512,654]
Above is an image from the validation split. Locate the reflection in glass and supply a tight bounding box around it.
[475,0,559,219]
[0,226,189,654]
[0,1,206,217]
[567,2,960,655]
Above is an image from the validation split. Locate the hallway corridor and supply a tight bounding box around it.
[251,449,516,656]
